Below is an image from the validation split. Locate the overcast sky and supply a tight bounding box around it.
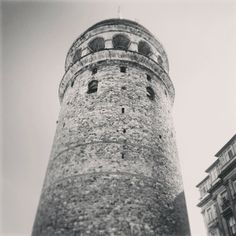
[1,0,236,235]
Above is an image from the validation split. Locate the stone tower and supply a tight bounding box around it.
[32,19,190,236]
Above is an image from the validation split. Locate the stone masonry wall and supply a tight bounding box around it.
[32,19,190,236]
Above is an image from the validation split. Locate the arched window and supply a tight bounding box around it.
[112,34,130,50]
[87,80,98,94]
[146,74,151,81]
[73,48,82,63]
[138,41,152,57]
[88,37,105,52]
[157,55,163,65]
[146,87,155,100]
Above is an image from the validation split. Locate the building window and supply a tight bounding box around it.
[200,186,207,197]
[157,55,163,65]
[233,179,236,193]
[87,80,98,94]
[228,216,236,235]
[210,166,219,182]
[92,68,97,75]
[233,142,236,154]
[221,146,235,163]
[212,204,217,219]
[221,191,228,202]
[147,74,151,81]
[138,41,152,57]
[207,207,213,223]
[221,190,230,210]
[228,148,234,159]
[112,34,130,50]
[73,48,82,63]
[146,87,155,100]
[88,37,105,52]
[199,179,210,198]
[122,108,125,113]
[120,66,126,73]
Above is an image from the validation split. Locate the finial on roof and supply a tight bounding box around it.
[118,6,122,19]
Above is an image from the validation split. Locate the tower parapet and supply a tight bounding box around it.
[33,18,190,236]
[59,19,173,104]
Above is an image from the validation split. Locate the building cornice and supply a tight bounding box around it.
[59,50,174,104]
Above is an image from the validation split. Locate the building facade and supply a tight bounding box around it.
[197,134,236,236]
[32,19,190,236]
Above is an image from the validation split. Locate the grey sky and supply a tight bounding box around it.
[1,0,236,235]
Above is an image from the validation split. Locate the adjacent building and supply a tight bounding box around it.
[197,134,236,236]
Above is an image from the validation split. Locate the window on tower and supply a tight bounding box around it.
[88,37,105,52]
[138,41,152,57]
[120,66,126,73]
[73,48,82,64]
[112,34,130,50]
[157,55,163,65]
[146,87,155,100]
[92,67,97,75]
[71,80,74,87]
[87,80,98,94]
[147,74,151,81]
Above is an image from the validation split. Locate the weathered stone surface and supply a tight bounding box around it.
[32,18,190,236]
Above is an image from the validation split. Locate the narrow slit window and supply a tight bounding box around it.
[146,87,155,100]
[87,80,98,94]
[92,68,97,75]
[122,108,125,113]
[120,66,126,73]
[123,129,126,133]
[157,55,163,65]
[147,74,151,82]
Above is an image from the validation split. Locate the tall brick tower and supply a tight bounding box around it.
[32,19,190,236]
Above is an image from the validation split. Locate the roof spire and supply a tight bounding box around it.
[118,5,122,19]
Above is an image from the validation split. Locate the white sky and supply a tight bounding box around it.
[1,0,236,235]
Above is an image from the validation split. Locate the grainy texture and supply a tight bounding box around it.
[32,19,190,236]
